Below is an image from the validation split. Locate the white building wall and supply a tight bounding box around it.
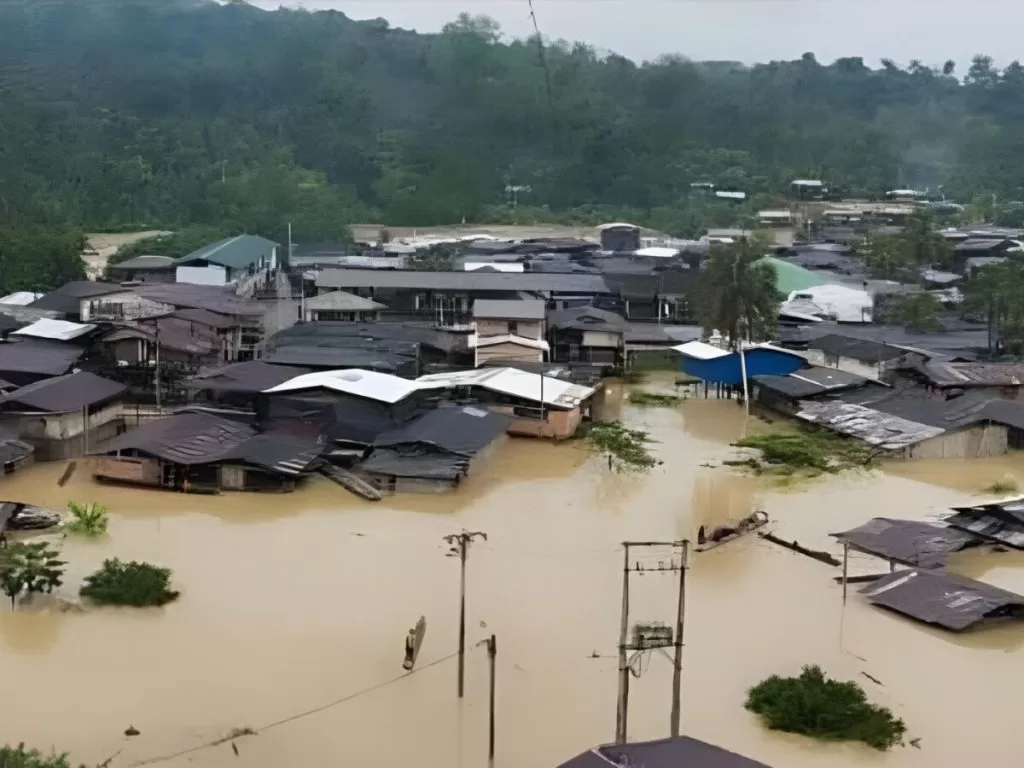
[176,265,228,287]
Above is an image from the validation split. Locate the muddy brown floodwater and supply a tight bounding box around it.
[0,381,1021,767]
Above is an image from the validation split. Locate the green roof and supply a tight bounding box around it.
[177,235,278,270]
[758,256,829,295]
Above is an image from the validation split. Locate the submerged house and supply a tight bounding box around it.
[415,367,596,439]
[91,411,322,493]
[359,405,509,493]
[945,498,1024,549]
[472,299,549,366]
[804,334,922,381]
[0,371,127,460]
[557,736,771,768]
[752,365,876,414]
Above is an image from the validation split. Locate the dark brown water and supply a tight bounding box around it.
[0,378,1019,767]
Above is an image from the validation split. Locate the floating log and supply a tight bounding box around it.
[318,465,382,501]
[758,532,841,566]
[57,461,76,487]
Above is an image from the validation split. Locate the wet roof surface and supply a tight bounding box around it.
[372,405,509,456]
[860,569,1024,631]
[189,361,310,393]
[832,518,980,568]
[557,737,772,768]
[755,365,869,399]
[0,341,82,376]
[0,371,126,412]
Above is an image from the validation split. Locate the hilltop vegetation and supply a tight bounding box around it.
[4,0,1024,290]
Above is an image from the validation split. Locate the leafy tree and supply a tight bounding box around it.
[699,234,778,346]
[892,293,943,331]
[65,501,109,537]
[746,665,907,751]
[0,543,66,609]
[963,260,1024,355]
[80,559,180,607]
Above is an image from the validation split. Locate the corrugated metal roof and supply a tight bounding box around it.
[0,371,126,412]
[177,235,277,270]
[415,367,595,408]
[547,306,627,332]
[265,369,421,404]
[110,255,175,270]
[315,269,610,294]
[304,291,386,312]
[0,341,83,376]
[795,401,944,449]
[373,405,509,456]
[558,737,772,768]
[188,361,310,393]
[810,334,910,363]
[860,569,1024,631]
[832,518,980,568]
[473,299,546,320]
[755,365,869,399]
[12,318,96,342]
[672,341,729,360]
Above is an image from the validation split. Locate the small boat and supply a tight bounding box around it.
[696,509,769,552]
[0,501,62,532]
[403,616,427,671]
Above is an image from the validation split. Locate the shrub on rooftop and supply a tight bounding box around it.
[746,665,906,751]
[79,558,180,607]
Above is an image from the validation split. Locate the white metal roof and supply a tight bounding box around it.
[715,190,747,200]
[263,368,421,403]
[463,262,525,273]
[12,318,97,341]
[474,335,550,351]
[596,222,640,231]
[634,246,680,258]
[0,291,43,306]
[415,367,595,409]
[758,210,792,219]
[672,341,729,360]
[791,179,824,186]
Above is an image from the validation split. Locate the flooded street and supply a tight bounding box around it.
[0,381,1021,768]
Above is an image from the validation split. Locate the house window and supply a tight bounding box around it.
[508,320,519,335]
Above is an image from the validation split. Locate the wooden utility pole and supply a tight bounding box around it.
[443,530,487,698]
[487,634,497,768]
[614,540,690,744]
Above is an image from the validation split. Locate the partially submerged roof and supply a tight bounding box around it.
[12,318,96,342]
[304,291,386,312]
[860,569,1024,630]
[0,371,126,412]
[315,269,610,294]
[373,405,510,456]
[916,361,1024,388]
[795,401,944,450]
[946,497,1024,549]
[176,234,277,270]
[93,411,321,475]
[264,369,421,404]
[557,736,772,768]
[189,361,310,394]
[0,341,83,377]
[832,518,980,568]
[473,299,546,321]
[754,365,870,399]
[415,367,596,409]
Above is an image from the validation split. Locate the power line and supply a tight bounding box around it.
[128,651,461,768]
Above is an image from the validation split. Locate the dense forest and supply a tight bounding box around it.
[4,0,1024,289]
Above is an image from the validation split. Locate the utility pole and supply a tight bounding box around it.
[444,530,487,698]
[614,540,690,744]
[154,322,162,410]
[487,634,497,768]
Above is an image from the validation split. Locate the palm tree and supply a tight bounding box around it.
[699,234,779,347]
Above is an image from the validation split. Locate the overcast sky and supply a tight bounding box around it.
[250,0,1017,70]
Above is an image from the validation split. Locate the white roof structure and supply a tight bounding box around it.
[715,190,747,200]
[415,367,595,409]
[0,291,43,306]
[474,335,550,351]
[634,246,680,258]
[791,179,824,187]
[758,210,792,220]
[596,222,640,231]
[671,341,729,360]
[264,369,421,404]
[463,262,525,273]
[304,291,385,312]
[786,284,873,324]
[12,318,96,342]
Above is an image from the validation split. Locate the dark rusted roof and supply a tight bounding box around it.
[0,340,83,376]
[809,334,909,363]
[557,737,772,768]
[92,411,323,475]
[832,518,980,568]
[0,371,126,412]
[188,361,309,393]
[860,569,1024,630]
[29,281,123,314]
[946,498,1024,549]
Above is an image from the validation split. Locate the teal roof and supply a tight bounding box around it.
[758,256,829,295]
[177,235,278,270]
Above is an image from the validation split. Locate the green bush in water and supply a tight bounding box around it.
[80,559,180,607]
[579,421,661,472]
[733,427,872,476]
[0,743,83,767]
[65,500,109,537]
[746,665,907,751]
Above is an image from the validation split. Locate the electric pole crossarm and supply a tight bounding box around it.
[443,530,488,699]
